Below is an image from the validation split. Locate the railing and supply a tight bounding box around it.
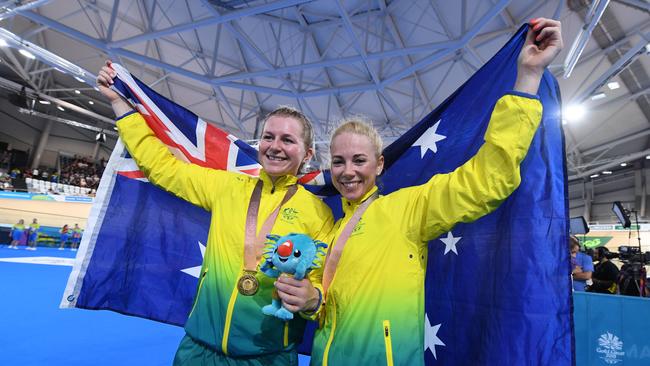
[24,177,94,196]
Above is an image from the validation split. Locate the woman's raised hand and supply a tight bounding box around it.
[96,60,134,116]
[514,18,564,94]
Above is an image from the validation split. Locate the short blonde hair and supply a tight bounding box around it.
[262,106,313,151]
[330,118,383,158]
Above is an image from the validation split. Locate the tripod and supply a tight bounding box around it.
[619,210,647,297]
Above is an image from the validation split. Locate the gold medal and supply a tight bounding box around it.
[237,270,259,296]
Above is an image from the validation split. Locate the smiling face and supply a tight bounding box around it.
[258,115,313,178]
[330,132,384,201]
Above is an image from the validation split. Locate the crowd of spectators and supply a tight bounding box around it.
[0,150,105,194]
[0,171,13,191]
[58,155,104,190]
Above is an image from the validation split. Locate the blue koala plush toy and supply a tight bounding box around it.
[260,233,328,320]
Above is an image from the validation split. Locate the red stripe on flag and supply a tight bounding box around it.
[203,124,231,170]
[117,170,146,179]
[297,171,321,184]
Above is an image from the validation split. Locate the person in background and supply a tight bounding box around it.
[570,235,593,292]
[8,219,25,249]
[27,218,40,251]
[71,224,82,251]
[589,246,619,294]
[59,224,70,250]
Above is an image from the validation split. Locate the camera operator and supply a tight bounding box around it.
[570,235,593,292]
[588,247,619,294]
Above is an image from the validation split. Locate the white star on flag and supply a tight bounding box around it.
[412,120,446,158]
[181,241,206,278]
[440,231,461,255]
[424,313,445,359]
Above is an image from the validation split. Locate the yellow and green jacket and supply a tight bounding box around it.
[117,113,334,358]
[311,94,542,366]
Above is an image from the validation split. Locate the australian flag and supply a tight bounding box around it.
[62,24,572,364]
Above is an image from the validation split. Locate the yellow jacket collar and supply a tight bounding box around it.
[259,169,298,193]
[341,185,379,215]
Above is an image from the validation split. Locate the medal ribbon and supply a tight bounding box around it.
[322,193,378,294]
[243,180,297,272]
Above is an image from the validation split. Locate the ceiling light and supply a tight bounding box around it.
[19,49,35,59]
[646,155,650,160]
[88,100,94,105]
[564,105,586,122]
[590,174,600,178]
[0,39,7,47]
[57,105,64,112]
[74,89,81,94]
[590,93,606,101]
[38,100,51,105]
[95,132,106,143]
[602,170,612,175]
[607,81,620,90]
[620,162,627,167]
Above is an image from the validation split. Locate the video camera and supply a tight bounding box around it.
[611,202,649,297]
[617,246,650,264]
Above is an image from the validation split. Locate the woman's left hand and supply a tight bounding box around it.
[275,275,320,313]
[514,17,563,94]
[519,18,563,75]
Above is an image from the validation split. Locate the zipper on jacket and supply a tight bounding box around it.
[188,268,208,317]
[322,296,337,366]
[283,322,289,347]
[383,320,394,366]
[221,282,240,355]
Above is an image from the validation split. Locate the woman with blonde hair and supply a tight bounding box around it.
[97,64,333,365]
[308,18,563,366]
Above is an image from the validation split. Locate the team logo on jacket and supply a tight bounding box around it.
[351,219,365,236]
[281,207,299,222]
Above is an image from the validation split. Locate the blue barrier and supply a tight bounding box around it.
[0,191,92,202]
[574,292,650,365]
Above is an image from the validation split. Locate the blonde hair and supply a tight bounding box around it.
[262,106,313,151]
[330,118,383,158]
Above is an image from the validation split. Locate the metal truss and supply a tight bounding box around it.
[4,0,645,181]
[7,0,521,142]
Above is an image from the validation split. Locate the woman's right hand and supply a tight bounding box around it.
[97,60,134,117]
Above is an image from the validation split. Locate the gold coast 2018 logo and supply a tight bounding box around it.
[596,332,625,365]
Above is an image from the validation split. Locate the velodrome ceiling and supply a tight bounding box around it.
[0,0,648,175]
